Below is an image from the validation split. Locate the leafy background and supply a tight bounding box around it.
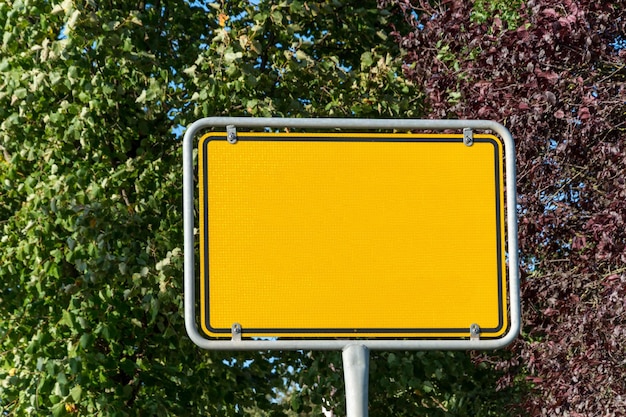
[384,0,626,415]
[1,0,625,416]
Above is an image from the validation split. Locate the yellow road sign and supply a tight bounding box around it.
[198,132,507,339]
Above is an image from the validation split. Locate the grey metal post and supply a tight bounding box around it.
[343,344,369,417]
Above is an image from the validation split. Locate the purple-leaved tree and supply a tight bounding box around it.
[382,0,626,414]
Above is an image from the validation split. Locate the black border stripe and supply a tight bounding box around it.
[200,135,505,337]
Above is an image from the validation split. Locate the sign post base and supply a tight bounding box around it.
[343,344,370,417]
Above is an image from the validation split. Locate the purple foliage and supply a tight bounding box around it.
[382,0,626,414]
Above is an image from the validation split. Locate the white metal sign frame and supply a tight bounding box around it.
[183,117,520,351]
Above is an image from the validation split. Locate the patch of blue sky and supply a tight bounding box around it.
[610,35,626,51]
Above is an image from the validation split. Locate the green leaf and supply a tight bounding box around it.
[51,402,66,417]
[70,385,82,402]
[422,381,434,393]
[361,51,374,69]
[290,394,302,412]
[79,333,92,349]
[223,49,243,63]
[295,49,310,62]
[135,89,147,103]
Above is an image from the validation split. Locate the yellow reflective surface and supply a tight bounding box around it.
[198,133,507,338]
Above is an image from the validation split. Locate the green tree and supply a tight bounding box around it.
[181,0,420,119]
[1,0,422,415]
[0,1,280,414]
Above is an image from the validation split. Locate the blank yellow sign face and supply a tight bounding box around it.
[198,132,507,339]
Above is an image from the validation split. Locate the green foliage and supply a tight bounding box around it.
[284,350,521,416]
[0,0,421,415]
[471,0,523,29]
[182,0,420,119]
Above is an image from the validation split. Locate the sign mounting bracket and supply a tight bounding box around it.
[470,323,481,341]
[231,323,242,342]
[463,127,474,146]
[226,124,238,144]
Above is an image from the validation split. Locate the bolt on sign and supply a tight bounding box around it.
[183,118,520,351]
